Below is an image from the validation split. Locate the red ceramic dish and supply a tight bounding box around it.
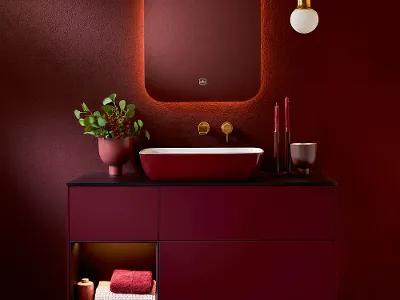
[139,148,264,180]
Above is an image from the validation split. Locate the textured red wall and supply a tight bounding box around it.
[1,0,400,299]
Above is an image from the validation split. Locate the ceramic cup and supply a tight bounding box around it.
[290,143,317,175]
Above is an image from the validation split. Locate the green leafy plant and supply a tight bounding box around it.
[74,93,150,140]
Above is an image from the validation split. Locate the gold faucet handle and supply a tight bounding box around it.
[221,121,233,142]
[198,121,210,135]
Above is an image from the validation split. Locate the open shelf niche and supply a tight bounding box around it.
[69,242,158,300]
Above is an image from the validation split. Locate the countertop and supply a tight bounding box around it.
[67,171,337,187]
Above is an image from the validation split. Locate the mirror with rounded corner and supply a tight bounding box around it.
[144,0,261,102]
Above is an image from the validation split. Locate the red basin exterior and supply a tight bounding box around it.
[139,148,264,180]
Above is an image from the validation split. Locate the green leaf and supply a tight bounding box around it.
[84,131,96,136]
[126,107,135,118]
[97,117,107,127]
[82,102,89,112]
[102,105,113,114]
[145,130,150,140]
[83,117,91,126]
[78,119,85,126]
[109,94,117,101]
[74,110,81,119]
[119,100,126,110]
[133,121,139,131]
[102,98,113,105]
[127,104,135,110]
[90,123,100,129]
[93,111,101,117]
[137,119,143,128]
[88,116,95,124]
[104,131,112,138]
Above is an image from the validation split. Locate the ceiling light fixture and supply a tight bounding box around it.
[290,0,319,34]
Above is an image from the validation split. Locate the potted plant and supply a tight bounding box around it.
[74,93,150,176]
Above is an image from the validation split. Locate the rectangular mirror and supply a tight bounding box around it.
[144,0,261,102]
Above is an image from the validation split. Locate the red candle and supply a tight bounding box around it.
[274,102,279,131]
[285,97,290,131]
[274,102,280,173]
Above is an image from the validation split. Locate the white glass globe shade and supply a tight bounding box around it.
[290,8,319,34]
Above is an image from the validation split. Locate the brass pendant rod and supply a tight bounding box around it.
[297,0,311,9]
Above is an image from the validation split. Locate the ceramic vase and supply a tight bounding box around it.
[98,137,133,176]
[290,143,317,175]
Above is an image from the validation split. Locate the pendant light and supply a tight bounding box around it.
[290,0,319,34]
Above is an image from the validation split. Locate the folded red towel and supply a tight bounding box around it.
[110,270,153,294]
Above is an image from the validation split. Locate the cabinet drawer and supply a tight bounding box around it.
[159,241,334,300]
[69,187,158,241]
[159,186,334,240]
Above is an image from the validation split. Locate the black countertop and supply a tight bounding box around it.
[67,172,337,187]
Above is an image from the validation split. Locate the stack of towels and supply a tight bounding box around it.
[95,270,156,300]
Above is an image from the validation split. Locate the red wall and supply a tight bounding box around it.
[2,0,400,299]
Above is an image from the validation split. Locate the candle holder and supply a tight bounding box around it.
[290,143,317,175]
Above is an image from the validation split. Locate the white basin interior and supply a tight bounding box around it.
[139,147,264,155]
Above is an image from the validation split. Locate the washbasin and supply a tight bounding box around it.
[139,147,264,180]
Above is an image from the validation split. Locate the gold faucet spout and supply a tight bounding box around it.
[198,121,210,135]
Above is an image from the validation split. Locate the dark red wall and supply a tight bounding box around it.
[2,0,400,299]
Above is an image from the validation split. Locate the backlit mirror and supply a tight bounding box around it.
[144,0,261,102]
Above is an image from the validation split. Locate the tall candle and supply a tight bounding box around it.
[274,102,279,131]
[274,102,280,174]
[285,97,290,131]
[284,97,292,172]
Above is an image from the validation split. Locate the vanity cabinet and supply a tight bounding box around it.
[67,172,336,300]
[159,186,334,240]
[69,187,158,241]
[159,241,334,300]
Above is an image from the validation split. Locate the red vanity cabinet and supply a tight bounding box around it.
[159,241,334,300]
[67,172,336,300]
[69,186,158,241]
[159,186,335,241]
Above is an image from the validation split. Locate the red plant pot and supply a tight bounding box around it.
[98,137,134,176]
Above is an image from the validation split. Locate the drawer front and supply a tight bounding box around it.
[159,186,335,240]
[159,241,334,300]
[69,187,158,241]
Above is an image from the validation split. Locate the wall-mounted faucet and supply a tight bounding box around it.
[198,121,233,142]
[198,121,210,135]
[221,122,233,142]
